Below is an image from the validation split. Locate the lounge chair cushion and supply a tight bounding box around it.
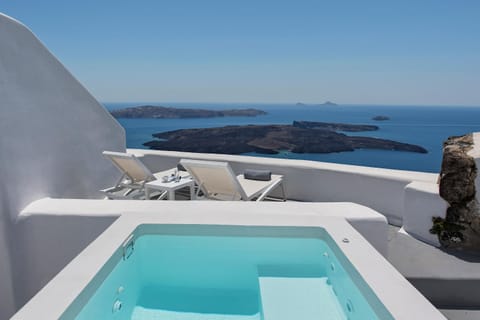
[244,169,272,181]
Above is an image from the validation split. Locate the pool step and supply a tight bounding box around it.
[131,306,261,320]
[258,277,347,320]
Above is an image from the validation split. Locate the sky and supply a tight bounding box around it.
[1,1,479,105]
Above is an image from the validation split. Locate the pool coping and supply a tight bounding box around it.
[12,204,446,319]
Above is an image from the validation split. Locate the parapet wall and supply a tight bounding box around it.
[130,149,440,226]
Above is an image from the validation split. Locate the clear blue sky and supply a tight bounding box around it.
[1,0,479,105]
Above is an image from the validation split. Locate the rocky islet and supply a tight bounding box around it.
[144,121,427,155]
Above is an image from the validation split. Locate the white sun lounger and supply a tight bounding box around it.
[101,151,189,200]
[179,159,286,201]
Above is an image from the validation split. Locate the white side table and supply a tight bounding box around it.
[145,177,196,200]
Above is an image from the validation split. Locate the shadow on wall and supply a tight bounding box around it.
[12,214,119,311]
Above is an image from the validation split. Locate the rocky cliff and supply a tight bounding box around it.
[431,134,480,252]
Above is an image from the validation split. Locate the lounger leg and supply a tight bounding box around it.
[196,182,205,198]
[256,179,283,202]
[280,182,287,201]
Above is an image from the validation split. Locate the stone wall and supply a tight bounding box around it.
[431,133,480,252]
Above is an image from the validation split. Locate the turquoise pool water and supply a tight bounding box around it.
[70,226,393,320]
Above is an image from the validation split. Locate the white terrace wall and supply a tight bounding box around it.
[131,149,440,224]
[0,13,125,319]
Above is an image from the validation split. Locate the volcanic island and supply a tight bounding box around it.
[144,121,427,155]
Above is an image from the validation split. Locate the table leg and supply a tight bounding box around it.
[145,187,150,200]
[190,183,195,200]
[168,189,175,200]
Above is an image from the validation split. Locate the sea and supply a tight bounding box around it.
[103,103,480,173]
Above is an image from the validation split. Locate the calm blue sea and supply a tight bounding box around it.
[103,103,480,173]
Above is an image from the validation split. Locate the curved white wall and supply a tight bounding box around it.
[0,13,125,318]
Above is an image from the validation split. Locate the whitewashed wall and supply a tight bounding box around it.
[0,216,15,319]
[0,13,125,318]
[403,182,447,246]
[132,149,439,225]
[468,132,480,197]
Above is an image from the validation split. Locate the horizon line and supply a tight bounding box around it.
[100,101,480,108]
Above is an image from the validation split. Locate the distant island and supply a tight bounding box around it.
[372,116,390,121]
[144,121,427,155]
[110,105,267,119]
[296,101,338,107]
